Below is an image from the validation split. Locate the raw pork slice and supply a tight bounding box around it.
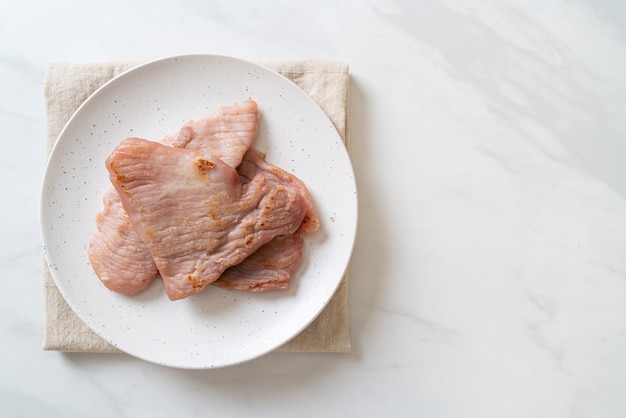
[162,99,259,168]
[87,188,157,294]
[209,148,320,291]
[212,234,304,291]
[107,137,311,300]
[236,148,319,236]
[88,100,258,295]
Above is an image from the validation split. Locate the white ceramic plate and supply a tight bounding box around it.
[41,55,357,369]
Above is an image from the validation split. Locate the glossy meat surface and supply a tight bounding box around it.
[107,138,310,300]
[212,234,304,291]
[163,99,259,168]
[88,100,258,294]
[88,188,158,294]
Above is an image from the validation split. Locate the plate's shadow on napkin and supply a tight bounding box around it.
[345,77,390,358]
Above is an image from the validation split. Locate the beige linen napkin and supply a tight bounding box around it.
[43,59,351,354]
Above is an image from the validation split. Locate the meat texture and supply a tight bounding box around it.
[213,234,304,291]
[107,137,311,300]
[88,100,258,295]
[161,99,259,168]
[88,187,158,294]
[236,148,319,236]
[209,148,320,292]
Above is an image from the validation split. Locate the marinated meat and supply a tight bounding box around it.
[236,148,319,236]
[107,137,311,300]
[213,234,304,291]
[88,100,258,295]
[88,187,158,294]
[210,148,320,292]
[162,99,259,168]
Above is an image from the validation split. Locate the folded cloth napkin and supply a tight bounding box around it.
[43,59,351,354]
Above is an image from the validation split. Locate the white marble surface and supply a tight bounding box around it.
[2,0,626,416]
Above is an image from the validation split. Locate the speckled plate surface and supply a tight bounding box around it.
[40,55,357,369]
